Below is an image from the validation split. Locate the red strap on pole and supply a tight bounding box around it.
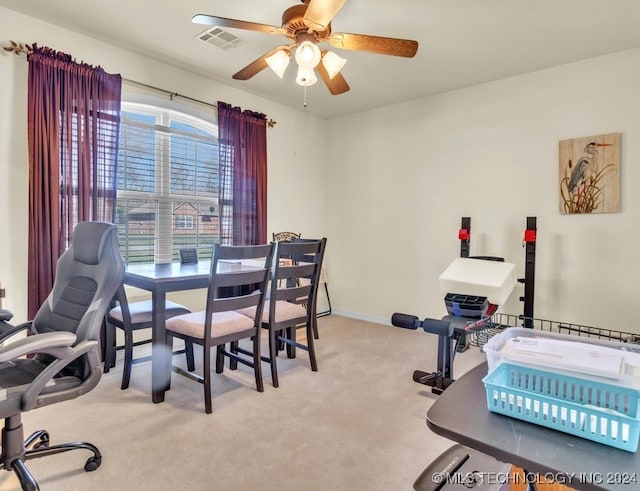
[458,229,470,241]
[523,229,536,243]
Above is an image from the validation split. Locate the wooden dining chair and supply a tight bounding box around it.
[164,243,274,414]
[292,236,330,338]
[179,247,198,264]
[104,285,195,390]
[273,231,331,323]
[272,231,301,243]
[274,231,331,323]
[236,238,327,388]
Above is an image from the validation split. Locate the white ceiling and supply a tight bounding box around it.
[3,0,640,119]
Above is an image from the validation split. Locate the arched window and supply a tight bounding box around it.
[116,100,219,264]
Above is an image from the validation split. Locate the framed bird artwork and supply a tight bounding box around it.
[559,132,620,214]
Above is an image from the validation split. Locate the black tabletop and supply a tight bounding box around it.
[125,260,211,281]
[426,362,639,491]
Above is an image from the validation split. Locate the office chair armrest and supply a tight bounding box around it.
[0,320,33,344]
[22,339,101,411]
[0,331,77,363]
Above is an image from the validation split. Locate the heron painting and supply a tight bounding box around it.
[559,133,620,214]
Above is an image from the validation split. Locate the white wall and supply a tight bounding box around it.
[3,6,640,335]
[327,47,640,333]
[0,7,327,321]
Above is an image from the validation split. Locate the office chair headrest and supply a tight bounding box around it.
[72,221,117,265]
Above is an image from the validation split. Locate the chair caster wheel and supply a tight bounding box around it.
[84,456,101,472]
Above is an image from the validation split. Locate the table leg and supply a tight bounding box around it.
[151,289,170,403]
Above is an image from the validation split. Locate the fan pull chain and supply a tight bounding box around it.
[303,85,308,108]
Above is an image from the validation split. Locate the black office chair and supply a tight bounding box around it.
[0,221,124,491]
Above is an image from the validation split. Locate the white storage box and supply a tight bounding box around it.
[483,327,640,388]
[438,257,516,306]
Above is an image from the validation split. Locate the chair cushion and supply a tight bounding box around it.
[165,311,255,341]
[108,300,191,325]
[238,301,307,324]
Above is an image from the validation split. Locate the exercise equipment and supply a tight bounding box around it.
[391,313,493,394]
[391,217,537,394]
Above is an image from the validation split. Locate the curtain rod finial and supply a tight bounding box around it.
[267,119,276,128]
[3,40,32,56]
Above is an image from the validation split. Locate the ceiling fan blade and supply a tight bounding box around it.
[232,47,286,80]
[192,14,286,36]
[316,61,350,95]
[303,0,349,31]
[325,32,418,58]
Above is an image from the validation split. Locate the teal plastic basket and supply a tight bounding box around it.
[483,363,640,452]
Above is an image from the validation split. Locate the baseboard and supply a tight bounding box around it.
[331,309,391,326]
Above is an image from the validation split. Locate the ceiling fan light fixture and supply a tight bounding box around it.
[295,66,318,87]
[265,50,290,79]
[195,4,418,97]
[294,40,321,69]
[322,51,347,79]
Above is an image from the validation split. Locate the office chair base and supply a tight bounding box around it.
[1,416,101,491]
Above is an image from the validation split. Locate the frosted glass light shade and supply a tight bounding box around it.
[265,50,290,79]
[294,41,321,69]
[295,67,318,86]
[321,51,347,79]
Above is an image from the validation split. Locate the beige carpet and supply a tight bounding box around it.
[0,315,486,491]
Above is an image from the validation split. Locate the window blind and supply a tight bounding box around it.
[116,105,220,264]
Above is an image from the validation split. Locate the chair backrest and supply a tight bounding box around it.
[179,247,199,264]
[272,231,301,243]
[31,221,125,376]
[203,243,275,339]
[271,238,327,320]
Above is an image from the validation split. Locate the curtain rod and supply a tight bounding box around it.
[121,78,277,128]
[3,40,277,128]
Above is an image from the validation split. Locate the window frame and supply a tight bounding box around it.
[175,214,194,230]
[116,97,219,264]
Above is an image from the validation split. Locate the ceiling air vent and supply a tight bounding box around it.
[197,27,244,50]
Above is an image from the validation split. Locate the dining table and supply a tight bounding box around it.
[123,259,259,403]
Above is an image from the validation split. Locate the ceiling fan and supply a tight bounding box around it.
[192,0,419,95]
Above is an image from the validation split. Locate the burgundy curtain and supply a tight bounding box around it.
[217,101,267,246]
[27,45,122,318]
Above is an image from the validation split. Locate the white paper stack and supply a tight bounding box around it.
[500,336,625,376]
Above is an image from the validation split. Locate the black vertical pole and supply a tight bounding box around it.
[460,217,471,258]
[456,217,471,352]
[520,217,536,328]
